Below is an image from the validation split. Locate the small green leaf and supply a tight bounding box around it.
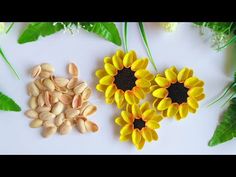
[18,22,65,44]
[0,92,21,112]
[79,22,121,46]
[209,97,236,146]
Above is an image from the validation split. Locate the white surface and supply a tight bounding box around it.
[0,22,235,154]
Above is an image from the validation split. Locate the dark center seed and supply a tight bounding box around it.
[133,118,145,130]
[114,68,137,91]
[167,83,189,104]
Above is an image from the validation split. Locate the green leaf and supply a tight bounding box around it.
[209,97,236,146]
[0,92,21,112]
[18,22,65,44]
[79,22,121,46]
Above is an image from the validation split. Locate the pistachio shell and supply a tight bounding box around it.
[31,65,41,78]
[41,63,55,73]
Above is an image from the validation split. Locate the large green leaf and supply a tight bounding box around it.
[209,98,236,146]
[0,92,21,112]
[18,22,65,44]
[79,22,121,46]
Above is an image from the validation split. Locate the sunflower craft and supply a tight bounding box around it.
[115,102,162,150]
[151,66,205,120]
[96,50,154,109]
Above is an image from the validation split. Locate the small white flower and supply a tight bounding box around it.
[0,22,5,33]
[160,22,178,32]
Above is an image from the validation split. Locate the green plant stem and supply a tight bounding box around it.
[138,22,158,72]
[221,93,236,107]
[6,22,14,34]
[123,22,128,53]
[0,47,20,80]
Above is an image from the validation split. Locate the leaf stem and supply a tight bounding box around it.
[123,22,128,53]
[5,22,14,34]
[221,92,236,108]
[138,22,158,72]
[0,47,20,80]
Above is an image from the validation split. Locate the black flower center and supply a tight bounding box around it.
[133,118,145,130]
[114,68,137,91]
[167,83,189,104]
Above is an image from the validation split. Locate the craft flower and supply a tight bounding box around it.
[160,22,178,32]
[115,102,162,150]
[0,22,5,33]
[96,50,154,109]
[151,66,205,120]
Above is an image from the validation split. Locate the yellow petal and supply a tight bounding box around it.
[145,73,155,81]
[132,129,141,145]
[155,76,171,88]
[136,137,145,150]
[123,52,134,68]
[146,120,160,129]
[132,104,142,118]
[188,87,204,97]
[133,94,139,104]
[104,57,112,64]
[105,84,117,98]
[120,124,133,136]
[136,79,150,88]
[115,117,126,126]
[175,112,182,120]
[104,63,117,76]
[124,91,135,105]
[130,50,137,61]
[114,90,125,108]
[153,98,161,109]
[157,98,172,111]
[121,111,133,123]
[105,97,114,104]
[140,102,150,113]
[195,80,204,87]
[126,104,132,113]
[179,103,189,118]
[149,129,158,141]
[131,59,143,71]
[184,77,199,88]
[120,134,130,142]
[161,109,168,117]
[141,128,152,142]
[99,75,114,85]
[151,115,163,122]
[167,103,179,117]
[165,69,177,83]
[96,84,107,92]
[139,58,148,69]
[112,55,123,70]
[195,93,205,101]
[170,66,178,74]
[177,67,189,83]
[135,69,149,79]
[133,87,145,99]
[116,50,125,59]
[150,85,159,92]
[187,69,193,78]
[188,106,196,113]
[142,87,150,93]
[187,97,199,109]
[142,109,156,121]
[152,88,168,98]
[95,69,107,79]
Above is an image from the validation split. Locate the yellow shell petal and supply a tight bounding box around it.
[123,52,134,68]
[175,112,182,120]
[188,106,196,113]
[133,87,145,99]
[132,129,141,145]
[131,59,143,71]
[188,87,204,97]
[142,109,156,121]
[132,104,142,118]
[126,104,132,113]
[184,77,199,88]
[149,129,158,141]
[155,76,171,88]
[170,66,178,74]
[157,98,172,111]
[187,97,199,109]
[167,103,179,117]
[104,63,117,76]
[152,88,168,98]
[161,109,168,117]
[120,134,130,142]
[135,69,149,79]
[140,102,150,113]
[95,69,107,79]
[139,58,148,69]
[146,120,160,129]
[141,127,152,142]
[105,84,117,98]
[115,117,126,126]
[165,69,177,83]
[135,79,150,88]
[177,67,189,83]
[151,115,163,122]
[130,50,137,61]
[136,137,145,150]
[114,90,125,108]
[195,80,204,87]
[142,87,150,93]
[179,103,189,118]
[153,98,161,109]
[187,69,193,78]
[99,75,114,85]
[120,124,133,136]
[145,73,155,81]
[124,91,135,105]
[104,57,112,64]
[150,85,159,92]
[112,55,123,70]
[116,50,125,59]
[96,84,107,92]
[133,94,139,104]
[195,93,205,101]
[105,97,114,104]
[121,111,133,123]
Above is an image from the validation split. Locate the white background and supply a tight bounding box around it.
[0,22,235,154]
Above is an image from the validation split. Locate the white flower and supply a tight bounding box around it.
[160,22,178,32]
[0,22,5,33]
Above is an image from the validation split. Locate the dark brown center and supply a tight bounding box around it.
[167,83,189,104]
[114,68,137,91]
[133,119,145,130]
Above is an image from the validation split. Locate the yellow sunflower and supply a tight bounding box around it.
[151,66,205,120]
[115,102,162,150]
[95,50,154,109]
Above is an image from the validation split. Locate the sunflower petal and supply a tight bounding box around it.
[140,102,150,113]
[99,75,114,85]
[121,111,133,123]
[179,103,189,118]
[187,97,199,109]
[126,104,132,113]
[95,69,107,79]
[175,112,182,120]
[170,66,178,74]
[142,109,156,121]
[135,69,149,78]
[188,87,204,97]
[151,115,163,122]
[142,87,150,93]
[131,59,143,71]
[195,93,205,101]
[132,104,142,118]
[114,90,125,108]
[153,98,161,109]
[141,128,152,142]
[161,109,168,117]
[177,67,189,83]
[145,73,155,81]
[165,69,177,83]
[133,95,139,104]
[149,129,158,141]
[146,120,160,129]
[132,129,141,145]
[184,77,199,88]
[155,76,171,88]
[136,79,151,88]
[96,84,107,92]
[157,98,172,111]
[104,63,117,76]
[115,117,126,126]
[130,50,137,61]
[150,85,159,92]
[120,134,130,142]
[188,106,196,113]
[152,88,168,98]
[116,50,125,59]
[124,91,135,105]
[139,59,148,69]
[136,137,145,150]
[187,69,193,78]
[105,84,117,98]
[112,55,123,70]
[104,57,112,64]
[133,87,145,99]
[120,124,133,136]
[167,103,179,117]
[123,52,133,68]
[195,80,204,87]
[105,97,114,104]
